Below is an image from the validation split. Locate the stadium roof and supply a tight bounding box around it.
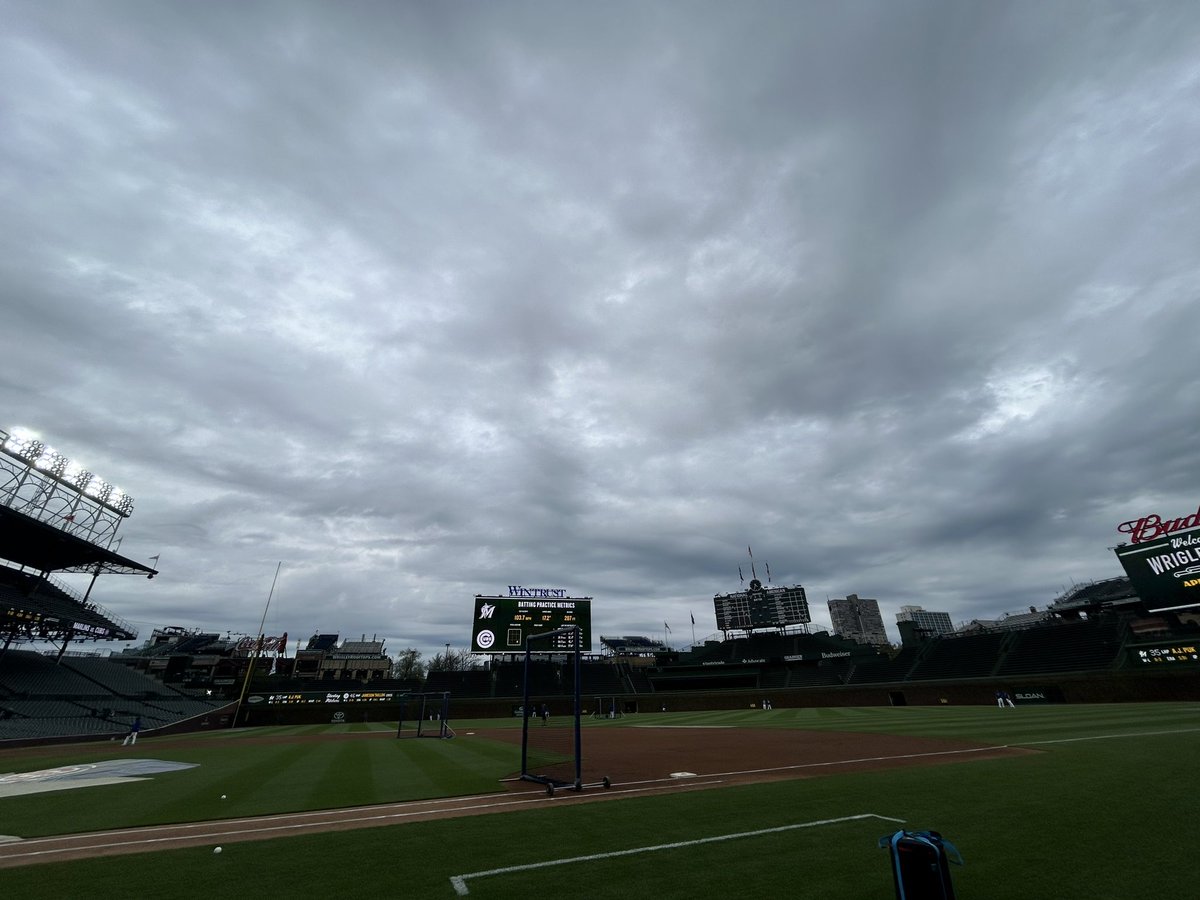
[0,505,157,576]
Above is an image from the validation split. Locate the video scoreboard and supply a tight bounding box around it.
[470,594,592,653]
[713,580,810,632]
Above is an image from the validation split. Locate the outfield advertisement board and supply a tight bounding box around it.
[470,594,592,653]
[1114,523,1200,609]
[246,690,401,706]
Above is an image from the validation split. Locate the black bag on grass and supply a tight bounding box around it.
[878,830,963,900]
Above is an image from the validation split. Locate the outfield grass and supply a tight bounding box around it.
[2,703,1198,898]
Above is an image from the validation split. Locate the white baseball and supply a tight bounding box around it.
[213,846,223,854]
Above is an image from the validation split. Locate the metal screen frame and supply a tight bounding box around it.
[396,691,454,739]
[520,625,582,793]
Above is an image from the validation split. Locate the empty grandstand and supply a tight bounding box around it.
[0,649,227,743]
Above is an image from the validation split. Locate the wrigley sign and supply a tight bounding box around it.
[1114,506,1200,609]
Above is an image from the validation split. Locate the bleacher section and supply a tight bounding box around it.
[995,621,1124,676]
[906,632,1009,681]
[0,566,134,640]
[785,663,851,687]
[845,647,920,684]
[0,650,99,695]
[0,649,225,742]
[581,663,625,695]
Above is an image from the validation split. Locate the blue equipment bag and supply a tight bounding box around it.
[878,830,964,900]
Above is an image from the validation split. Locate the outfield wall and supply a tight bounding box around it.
[447,669,1199,717]
[203,668,1200,726]
[5,670,1194,739]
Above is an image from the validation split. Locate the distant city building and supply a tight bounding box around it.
[828,594,889,646]
[895,606,954,645]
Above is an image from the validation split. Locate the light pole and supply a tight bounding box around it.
[445,642,451,671]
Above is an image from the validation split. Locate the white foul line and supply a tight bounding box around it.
[1021,726,1200,746]
[448,813,905,896]
[0,781,727,863]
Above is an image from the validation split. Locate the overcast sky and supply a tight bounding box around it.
[3,1,1198,661]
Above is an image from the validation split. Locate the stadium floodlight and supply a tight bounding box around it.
[2,425,135,516]
[110,488,133,517]
[86,478,113,503]
[66,461,94,492]
[34,447,69,477]
[2,430,44,462]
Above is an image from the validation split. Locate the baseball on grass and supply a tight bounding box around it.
[213,847,223,854]
[220,794,227,799]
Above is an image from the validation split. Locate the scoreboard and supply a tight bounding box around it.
[470,595,592,653]
[713,580,810,632]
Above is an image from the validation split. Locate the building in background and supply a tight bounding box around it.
[828,594,890,646]
[294,635,391,682]
[895,605,954,646]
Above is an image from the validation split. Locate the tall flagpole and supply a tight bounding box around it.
[234,562,283,727]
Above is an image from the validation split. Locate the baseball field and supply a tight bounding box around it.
[1,701,1197,898]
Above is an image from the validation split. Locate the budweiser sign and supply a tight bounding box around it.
[1118,506,1200,544]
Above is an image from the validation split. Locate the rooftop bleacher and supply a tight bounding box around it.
[601,635,668,654]
[1050,577,1139,611]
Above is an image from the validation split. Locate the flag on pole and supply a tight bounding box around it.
[690,612,695,625]
[664,621,671,632]
[747,545,753,558]
[765,561,772,582]
[738,566,744,584]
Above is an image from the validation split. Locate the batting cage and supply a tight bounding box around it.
[520,625,610,795]
[396,691,454,739]
[591,695,623,719]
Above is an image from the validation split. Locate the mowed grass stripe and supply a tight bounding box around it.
[634,702,1200,746]
[0,733,514,838]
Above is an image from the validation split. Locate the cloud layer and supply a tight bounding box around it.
[3,2,1198,658]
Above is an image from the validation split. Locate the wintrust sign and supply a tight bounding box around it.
[1118,505,1200,544]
